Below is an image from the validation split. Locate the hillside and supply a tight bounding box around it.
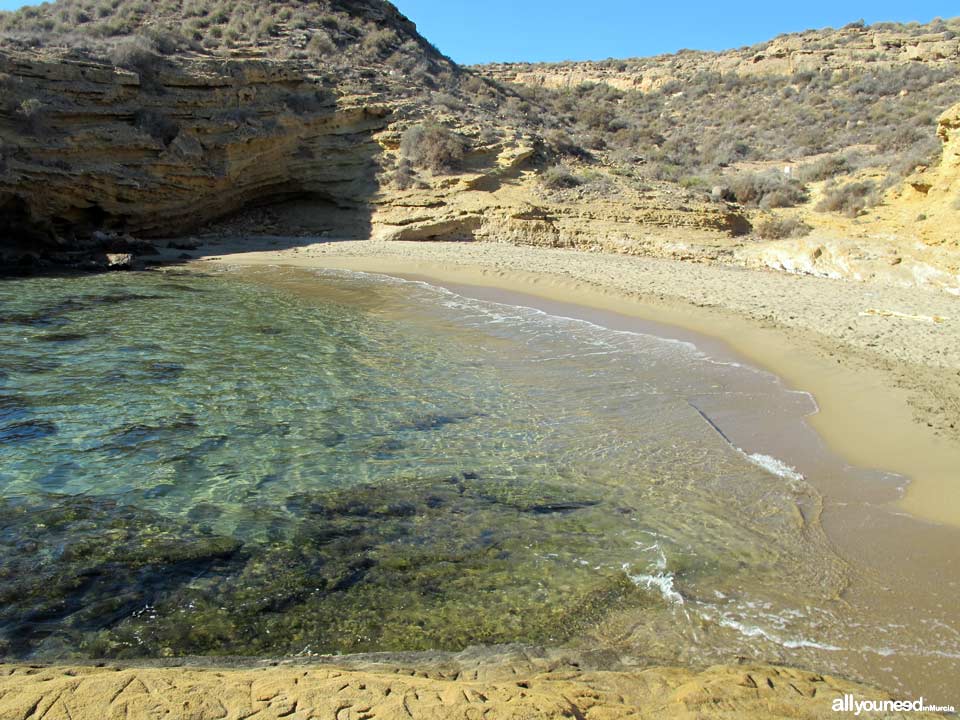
[0,0,448,71]
[0,0,524,252]
[0,5,959,292]
[477,19,960,183]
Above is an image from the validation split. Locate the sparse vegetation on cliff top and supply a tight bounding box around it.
[0,0,454,84]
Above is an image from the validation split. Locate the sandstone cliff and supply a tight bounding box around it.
[885,100,960,247]
[0,1,750,268]
[477,19,960,92]
[2,6,959,294]
[0,48,391,245]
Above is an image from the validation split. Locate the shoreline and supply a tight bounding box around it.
[194,237,960,528]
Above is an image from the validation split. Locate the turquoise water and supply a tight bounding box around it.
[1,265,954,694]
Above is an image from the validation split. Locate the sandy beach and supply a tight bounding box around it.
[195,237,960,528]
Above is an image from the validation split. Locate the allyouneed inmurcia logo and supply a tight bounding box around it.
[832,695,956,715]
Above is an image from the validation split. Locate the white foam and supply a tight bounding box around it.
[625,565,685,605]
[717,618,841,651]
[317,268,715,360]
[743,452,805,482]
[624,542,685,605]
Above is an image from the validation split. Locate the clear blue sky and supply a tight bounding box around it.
[1,0,957,64]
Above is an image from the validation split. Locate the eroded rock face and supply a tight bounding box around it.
[877,101,960,254]
[0,37,753,274]
[935,101,960,168]
[477,21,960,93]
[0,48,390,250]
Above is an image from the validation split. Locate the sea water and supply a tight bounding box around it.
[0,265,957,698]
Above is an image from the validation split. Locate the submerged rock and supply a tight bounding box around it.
[0,419,57,443]
[0,393,30,424]
[33,332,90,343]
[0,494,242,658]
[142,361,186,382]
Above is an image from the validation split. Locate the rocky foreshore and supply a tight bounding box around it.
[1,649,950,720]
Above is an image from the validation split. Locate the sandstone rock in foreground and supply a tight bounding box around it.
[0,659,946,719]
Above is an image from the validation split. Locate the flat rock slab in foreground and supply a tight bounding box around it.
[0,662,945,719]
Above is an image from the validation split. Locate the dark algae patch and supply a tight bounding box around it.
[0,480,648,659]
[0,419,57,444]
[0,494,241,658]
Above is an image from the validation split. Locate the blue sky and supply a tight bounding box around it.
[1,0,956,64]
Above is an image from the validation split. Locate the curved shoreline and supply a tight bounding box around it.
[193,238,960,528]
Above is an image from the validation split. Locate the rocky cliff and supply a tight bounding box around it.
[0,48,391,246]
[1,5,959,294]
[0,10,750,270]
[886,100,960,248]
[477,19,960,92]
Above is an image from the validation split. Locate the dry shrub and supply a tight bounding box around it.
[400,123,464,174]
[133,109,179,145]
[728,171,808,208]
[755,216,812,239]
[109,34,161,71]
[540,165,582,189]
[306,31,336,58]
[797,155,849,183]
[816,180,879,217]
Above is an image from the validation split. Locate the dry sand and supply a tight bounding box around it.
[195,237,960,528]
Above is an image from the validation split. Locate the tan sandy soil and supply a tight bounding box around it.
[192,238,960,528]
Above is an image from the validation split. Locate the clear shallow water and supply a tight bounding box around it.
[0,266,957,697]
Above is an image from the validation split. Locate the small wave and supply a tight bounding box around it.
[318,268,710,358]
[743,452,805,482]
[623,542,684,605]
[627,570,685,605]
[717,617,841,651]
